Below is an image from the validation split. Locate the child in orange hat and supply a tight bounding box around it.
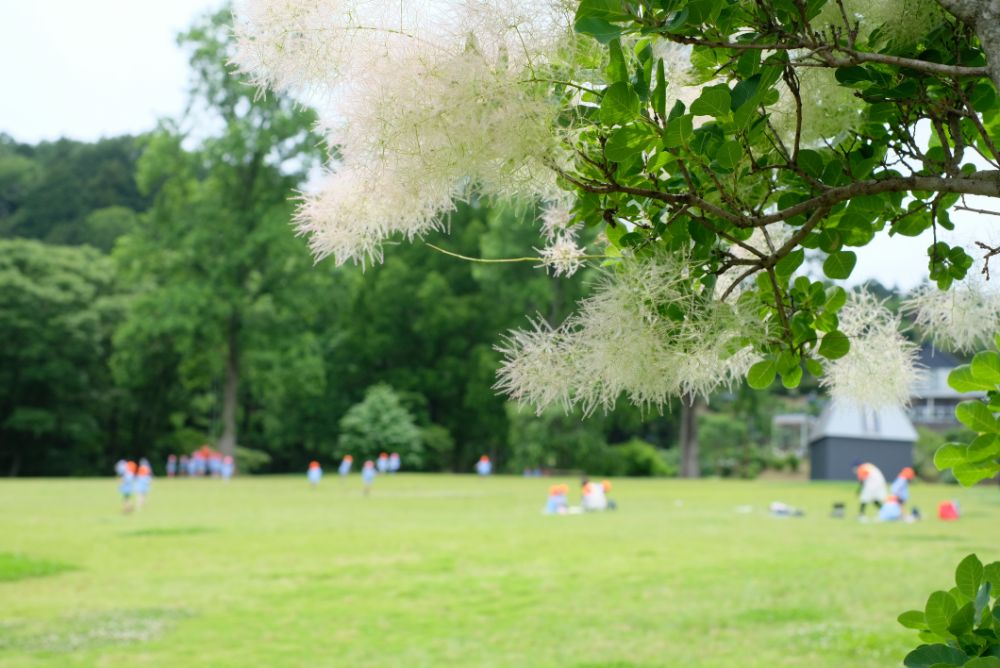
[307,461,323,488]
[361,460,376,495]
[475,455,492,476]
[853,462,887,518]
[891,467,915,508]
[545,484,569,514]
[119,461,137,514]
[338,454,353,477]
[377,452,389,474]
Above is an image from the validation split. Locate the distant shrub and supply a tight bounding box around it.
[338,384,423,467]
[614,438,674,477]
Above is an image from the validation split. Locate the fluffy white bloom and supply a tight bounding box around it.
[234,0,575,265]
[821,291,921,408]
[904,280,1000,353]
[540,201,578,242]
[496,253,765,414]
[537,236,586,277]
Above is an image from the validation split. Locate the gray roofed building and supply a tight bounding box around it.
[808,402,916,480]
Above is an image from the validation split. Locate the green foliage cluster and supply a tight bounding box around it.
[899,554,1000,667]
[337,385,423,467]
[0,239,122,475]
[936,342,1000,484]
[0,134,149,248]
[568,0,999,389]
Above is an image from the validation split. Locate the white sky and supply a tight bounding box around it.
[0,0,997,290]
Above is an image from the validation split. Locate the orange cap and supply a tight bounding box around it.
[126,461,137,473]
[856,464,870,481]
[138,464,151,475]
[900,467,915,480]
[479,455,489,462]
[380,452,388,458]
[309,461,320,469]
[887,495,898,503]
[601,480,612,492]
[549,484,561,495]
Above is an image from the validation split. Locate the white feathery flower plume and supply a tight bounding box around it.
[536,201,585,277]
[821,290,921,408]
[233,0,576,266]
[496,253,765,415]
[904,280,1000,353]
[537,237,586,277]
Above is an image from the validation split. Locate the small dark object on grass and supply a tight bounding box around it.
[831,502,845,518]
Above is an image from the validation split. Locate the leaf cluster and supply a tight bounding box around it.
[936,342,1000,485]
[899,554,1000,667]
[563,0,1000,394]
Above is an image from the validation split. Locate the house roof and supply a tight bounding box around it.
[917,343,962,369]
[810,401,918,443]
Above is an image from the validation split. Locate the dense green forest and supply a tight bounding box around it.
[0,9,810,477]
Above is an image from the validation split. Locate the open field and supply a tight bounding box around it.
[1,475,998,667]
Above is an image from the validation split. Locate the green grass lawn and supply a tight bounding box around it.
[1,474,997,667]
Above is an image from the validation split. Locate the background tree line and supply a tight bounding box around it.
[0,9,818,477]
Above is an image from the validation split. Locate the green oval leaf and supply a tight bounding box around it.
[747,358,777,389]
[903,643,967,668]
[818,330,850,360]
[823,250,857,280]
[955,401,1000,433]
[781,364,803,389]
[690,84,732,117]
[963,658,1000,668]
[663,114,694,148]
[947,601,975,635]
[714,139,742,169]
[925,591,958,637]
[971,351,1000,384]
[600,82,641,125]
[605,124,657,162]
[949,365,995,393]
[898,610,929,630]
[775,249,804,278]
[933,443,967,470]
[797,149,825,178]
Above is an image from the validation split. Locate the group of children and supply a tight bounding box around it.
[545,478,617,514]
[855,462,918,522]
[115,458,153,514]
[308,452,403,495]
[164,446,235,480]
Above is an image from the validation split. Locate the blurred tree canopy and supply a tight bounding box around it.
[0,7,797,477]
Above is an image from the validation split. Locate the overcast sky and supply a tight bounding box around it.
[1,0,995,290]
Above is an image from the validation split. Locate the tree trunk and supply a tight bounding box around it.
[679,394,700,478]
[217,316,240,458]
[8,452,21,477]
